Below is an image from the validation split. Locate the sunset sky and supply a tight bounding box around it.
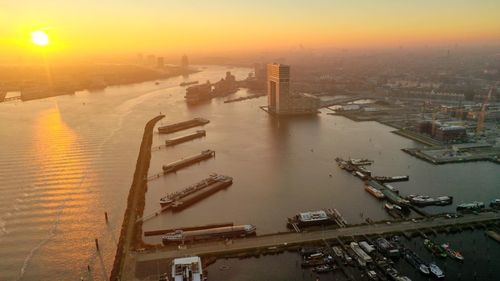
[2,0,500,60]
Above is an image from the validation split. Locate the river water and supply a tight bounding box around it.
[0,65,498,281]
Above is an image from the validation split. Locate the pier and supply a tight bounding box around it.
[134,211,500,264]
[109,115,165,281]
[158,118,209,134]
[162,150,215,173]
[164,130,206,146]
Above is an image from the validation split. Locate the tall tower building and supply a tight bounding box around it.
[181,54,189,69]
[267,63,291,114]
[267,63,320,115]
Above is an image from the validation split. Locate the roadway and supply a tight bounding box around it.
[135,211,500,263]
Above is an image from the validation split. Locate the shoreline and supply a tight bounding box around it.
[109,114,164,281]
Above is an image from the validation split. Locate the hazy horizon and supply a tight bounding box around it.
[2,0,500,63]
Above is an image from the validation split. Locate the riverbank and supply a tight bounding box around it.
[0,64,197,102]
[109,114,164,281]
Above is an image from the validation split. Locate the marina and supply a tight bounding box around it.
[135,212,500,281]
[158,117,210,134]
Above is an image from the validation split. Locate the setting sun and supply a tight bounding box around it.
[31,30,49,46]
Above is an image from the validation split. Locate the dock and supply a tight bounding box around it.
[165,130,206,146]
[162,150,215,173]
[326,208,348,227]
[158,118,209,134]
[134,211,500,263]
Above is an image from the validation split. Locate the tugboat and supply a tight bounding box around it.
[424,239,447,258]
[429,263,445,278]
[441,243,464,261]
[404,249,430,275]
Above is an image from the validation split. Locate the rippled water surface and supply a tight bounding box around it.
[1,65,498,281]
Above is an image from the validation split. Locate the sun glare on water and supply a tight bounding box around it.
[31,30,49,46]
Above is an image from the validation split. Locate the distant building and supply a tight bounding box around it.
[136,53,143,64]
[267,63,319,115]
[157,57,164,68]
[181,54,189,69]
[254,63,266,82]
[147,55,156,66]
[434,125,467,142]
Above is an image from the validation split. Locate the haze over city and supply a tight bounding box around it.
[0,1,499,281]
[2,0,500,62]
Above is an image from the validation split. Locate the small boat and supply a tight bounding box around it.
[429,263,445,278]
[365,185,385,199]
[404,249,430,275]
[490,199,500,209]
[456,201,485,211]
[313,264,333,273]
[424,239,447,258]
[441,243,464,261]
[367,270,379,280]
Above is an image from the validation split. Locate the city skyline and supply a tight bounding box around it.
[2,0,500,61]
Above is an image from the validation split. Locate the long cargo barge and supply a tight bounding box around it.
[162,224,256,244]
[407,195,453,206]
[180,81,199,86]
[160,174,232,211]
[162,150,215,173]
[165,130,206,146]
[144,222,233,236]
[158,118,209,134]
[373,175,409,182]
[364,185,385,199]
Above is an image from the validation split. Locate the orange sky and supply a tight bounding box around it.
[1,0,500,60]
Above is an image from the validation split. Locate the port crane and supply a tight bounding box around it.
[476,81,498,136]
